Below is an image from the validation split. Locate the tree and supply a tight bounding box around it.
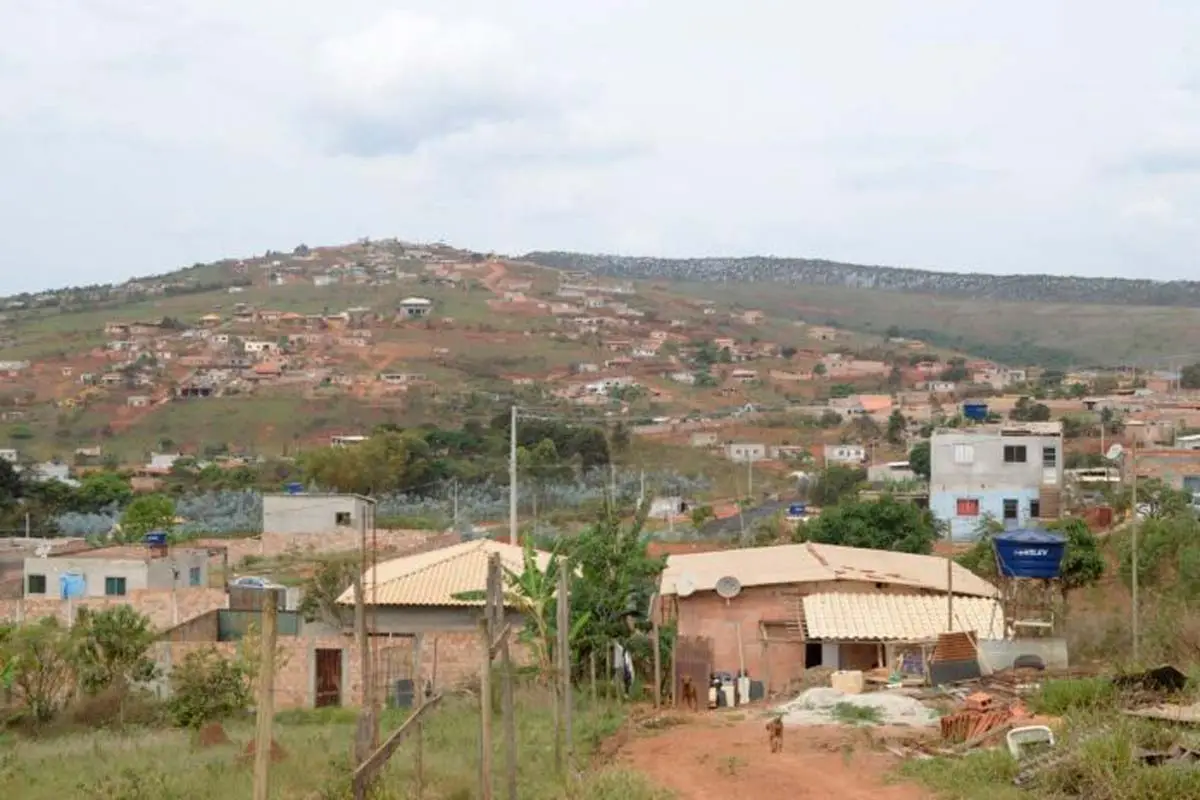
[780,346,797,359]
[1048,518,1105,603]
[813,363,827,377]
[818,409,843,428]
[886,410,907,445]
[298,556,357,626]
[941,358,969,382]
[1182,363,1200,390]
[1010,396,1051,423]
[796,496,939,554]
[4,617,76,722]
[118,494,176,541]
[807,465,866,507]
[0,459,24,508]
[908,441,931,480]
[690,505,716,528]
[71,606,158,696]
[76,471,132,512]
[166,647,252,728]
[850,415,882,443]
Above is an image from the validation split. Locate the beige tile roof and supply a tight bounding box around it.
[660,542,995,598]
[802,592,1004,641]
[335,539,551,607]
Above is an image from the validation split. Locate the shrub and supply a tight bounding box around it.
[166,647,251,728]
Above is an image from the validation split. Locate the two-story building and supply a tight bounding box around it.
[929,422,1064,540]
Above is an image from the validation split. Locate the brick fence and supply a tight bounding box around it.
[0,587,228,630]
[196,530,460,569]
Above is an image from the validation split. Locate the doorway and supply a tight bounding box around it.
[805,642,823,668]
[315,648,343,707]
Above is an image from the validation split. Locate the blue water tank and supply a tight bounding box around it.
[993,530,1067,579]
[285,482,304,495]
[144,531,168,547]
[962,402,989,421]
[788,503,807,517]
[60,573,86,600]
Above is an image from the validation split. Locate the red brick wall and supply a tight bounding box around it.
[0,588,228,630]
[197,530,461,569]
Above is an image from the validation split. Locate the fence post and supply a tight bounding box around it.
[413,633,424,800]
[653,620,661,708]
[557,566,572,768]
[479,616,494,800]
[252,600,278,800]
[502,638,517,800]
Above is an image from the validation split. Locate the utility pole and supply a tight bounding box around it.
[452,479,460,532]
[509,405,518,545]
[747,456,753,498]
[639,469,645,505]
[252,600,278,800]
[355,507,371,746]
[1131,438,1140,662]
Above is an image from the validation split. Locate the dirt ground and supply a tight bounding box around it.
[619,711,934,799]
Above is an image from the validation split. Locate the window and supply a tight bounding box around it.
[1030,499,1041,518]
[1003,499,1019,520]
[27,574,46,594]
[956,498,980,516]
[1042,446,1057,468]
[953,444,975,465]
[1004,445,1027,464]
[104,576,127,597]
[335,512,352,526]
[189,567,202,587]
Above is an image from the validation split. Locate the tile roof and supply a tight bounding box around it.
[802,592,1004,641]
[660,542,996,598]
[335,539,551,608]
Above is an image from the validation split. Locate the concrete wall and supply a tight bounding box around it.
[23,550,209,598]
[262,494,368,535]
[0,587,228,630]
[930,487,1043,541]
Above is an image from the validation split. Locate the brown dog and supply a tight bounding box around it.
[680,675,698,711]
[766,716,784,753]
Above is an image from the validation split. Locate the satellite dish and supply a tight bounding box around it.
[676,573,697,598]
[715,575,742,599]
[1105,444,1124,462]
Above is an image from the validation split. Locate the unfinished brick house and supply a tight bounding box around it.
[659,542,997,696]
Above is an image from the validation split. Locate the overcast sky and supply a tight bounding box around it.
[3,1,1200,294]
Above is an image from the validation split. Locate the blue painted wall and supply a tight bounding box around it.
[930,488,1041,541]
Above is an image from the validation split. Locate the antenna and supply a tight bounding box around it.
[1105,444,1124,461]
[715,575,742,600]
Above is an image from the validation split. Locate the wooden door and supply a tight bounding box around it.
[315,648,342,707]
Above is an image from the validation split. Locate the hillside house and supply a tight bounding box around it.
[127,395,150,408]
[729,368,758,383]
[399,297,433,319]
[807,326,838,341]
[930,422,1064,541]
[659,542,996,692]
[690,432,719,448]
[243,340,280,356]
[724,443,767,463]
[104,322,130,337]
[824,444,866,466]
[263,493,374,534]
[24,545,210,599]
[740,310,764,324]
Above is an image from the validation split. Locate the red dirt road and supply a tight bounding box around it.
[621,715,933,799]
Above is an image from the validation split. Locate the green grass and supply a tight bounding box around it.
[902,713,1200,800]
[1028,677,1119,716]
[829,702,883,726]
[0,693,670,800]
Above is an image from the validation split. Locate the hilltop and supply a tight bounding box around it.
[522,251,1200,308]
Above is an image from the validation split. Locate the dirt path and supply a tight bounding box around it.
[620,714,933,799]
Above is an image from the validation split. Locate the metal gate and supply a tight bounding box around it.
[672,635,713,707]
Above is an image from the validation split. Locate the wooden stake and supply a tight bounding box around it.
[589,651,597,707]
[478,616,494,800]
[252,600,278,800]
[670,634,679,708]
[413,633,424,800]
[652,620,662,708]
[502,638,517,800]
[557,567,572,766]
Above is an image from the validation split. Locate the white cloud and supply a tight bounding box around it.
[306,12,566,156]
[4,0,1200,293]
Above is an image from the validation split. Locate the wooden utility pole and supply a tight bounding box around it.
[557,566,572,767]
[509,405,519,545]
[946,556,954,632]
[252,600,278,800]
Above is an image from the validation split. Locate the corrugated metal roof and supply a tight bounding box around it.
[335,539,551,607]
[660,542,996,598]
[802,592,1003,641]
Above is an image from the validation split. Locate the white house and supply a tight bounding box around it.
[724,443,767,463]
[399,297,433,319]
[824,444,866,465]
